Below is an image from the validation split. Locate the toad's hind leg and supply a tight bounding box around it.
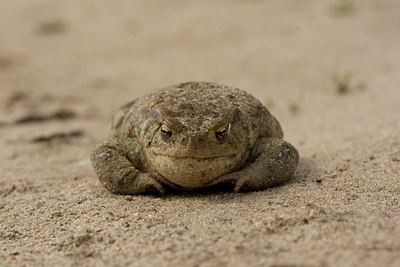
[109,100,137,137]
[215,138,299,192]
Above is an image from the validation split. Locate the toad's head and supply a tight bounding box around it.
[143,103,251,188]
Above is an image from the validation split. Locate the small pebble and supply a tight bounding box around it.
[84,251,94,258]
[124,195,133,201]
[392,157,399,162]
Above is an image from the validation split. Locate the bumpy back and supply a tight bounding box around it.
[111,82,283,141]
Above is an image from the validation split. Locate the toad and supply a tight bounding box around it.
[91,82,299,194]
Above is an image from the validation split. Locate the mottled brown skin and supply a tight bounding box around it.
[91,82,299,194]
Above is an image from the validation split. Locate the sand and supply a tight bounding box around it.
[0,0,399,266]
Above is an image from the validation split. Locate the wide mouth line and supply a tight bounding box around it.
[152,151,235,160]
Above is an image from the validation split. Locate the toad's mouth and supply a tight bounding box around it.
[151,151,236,160]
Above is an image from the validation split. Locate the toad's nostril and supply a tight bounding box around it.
[198,137,205,144]
[181,137,187,144]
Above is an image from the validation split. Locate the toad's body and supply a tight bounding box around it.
[91,82,299,194]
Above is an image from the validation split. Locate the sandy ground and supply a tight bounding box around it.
[0,0,399,266]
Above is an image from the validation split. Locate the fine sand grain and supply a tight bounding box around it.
[0,1,399,266]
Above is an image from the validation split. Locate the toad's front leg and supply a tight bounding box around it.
[214,138,299,192]
[91,137,165,195]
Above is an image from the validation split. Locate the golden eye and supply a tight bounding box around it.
[215,126,227,140]
[161,124,172,138]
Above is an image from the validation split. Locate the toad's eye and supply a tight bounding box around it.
[161,124,172,139]
[215,126,228,140]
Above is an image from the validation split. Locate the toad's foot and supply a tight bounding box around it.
[211,138,299,192]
